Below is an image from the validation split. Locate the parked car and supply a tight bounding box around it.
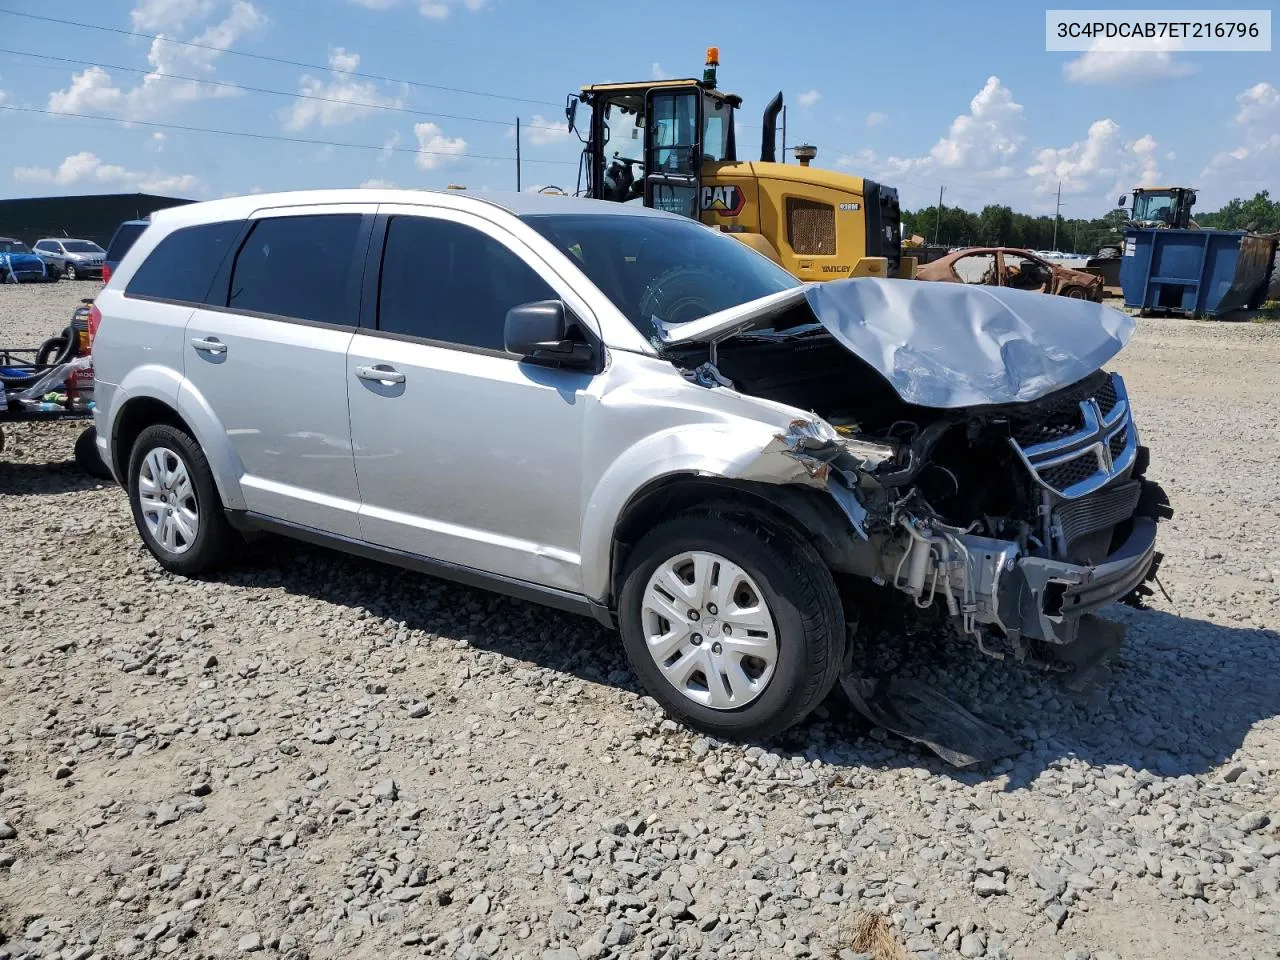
[916,247,1104,301]
[0,237,53,283]
[33,238,107,280]
[102,219,150,285]
[91,189,1167,740]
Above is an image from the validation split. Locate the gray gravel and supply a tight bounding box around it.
[2,281,1280,960]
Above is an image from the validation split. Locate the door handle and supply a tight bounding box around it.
[191,337,227,355]
[355,364,406,384]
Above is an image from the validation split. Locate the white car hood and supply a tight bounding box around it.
[656,277,1135,409]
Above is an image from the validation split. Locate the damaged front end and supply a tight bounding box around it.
[764,371,1170,682]
[659,279,1171,760]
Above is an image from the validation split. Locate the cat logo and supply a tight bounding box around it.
[700,184,745,217]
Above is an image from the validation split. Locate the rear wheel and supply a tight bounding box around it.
[618,510,846,741]
[127,424,238,575]
[1061,284,1091,300]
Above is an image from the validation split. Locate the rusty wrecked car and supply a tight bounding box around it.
[917,247,1105,302]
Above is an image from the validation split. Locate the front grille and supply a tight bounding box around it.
[1009,372,1138,499]
[1041,457,1102,491]
[787,198,836,256]
[1055,479,1141,548]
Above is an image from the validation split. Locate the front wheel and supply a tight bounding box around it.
[127,424,238,575]
[64,263,78,281]
[618,510,846,741]
[1061,284,1091,300]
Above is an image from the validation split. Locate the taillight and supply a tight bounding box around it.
[102,263,113,285]
[88,304,102,349]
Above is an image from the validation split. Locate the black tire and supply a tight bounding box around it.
[1061,285,1091,300]
[74,426,114,481]
[618,509,846,741]
[127,423,239,575]
[64,263,78,281]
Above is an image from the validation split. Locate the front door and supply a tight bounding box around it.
[183,205,373,538]
[346,206,596,592]
[644,88,702,219]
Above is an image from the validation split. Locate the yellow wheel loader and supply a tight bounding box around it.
[565,49,912,282]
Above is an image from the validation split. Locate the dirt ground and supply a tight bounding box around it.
[2,280,1279,960]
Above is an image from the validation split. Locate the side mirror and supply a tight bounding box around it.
[565,95,579,134]
[1117,195,1127,207]
[505,299,595,368]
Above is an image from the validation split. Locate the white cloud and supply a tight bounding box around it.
[515,114,571,147]
[282,47,402,130]
[796,89,821,109]
[49,1,266,120]
[418,0,484,18]
[413,122,466,170]
[379,130,402,165]
[349,0,400,7]
[13,151,201,194]
[865,111,886,128]
[149,131,167,152]
[131,0,214,32]
[1234,81,1280,126]
[1063,38,1196,85]
[878,76,1024,184]
[651,62,669,81]
[1201,82,1280,200]
[1027,120,1163,200]
[360,177,397,188]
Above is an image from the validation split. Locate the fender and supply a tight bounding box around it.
[109,364,247,510]
[578,420,824,600]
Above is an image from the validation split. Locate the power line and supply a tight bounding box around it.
[0,103,579,165]
[0,8,562,108]
[0,48,567,132]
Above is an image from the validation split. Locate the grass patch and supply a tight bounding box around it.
[840,912,910,960]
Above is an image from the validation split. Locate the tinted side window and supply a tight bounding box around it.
[107,222,148,262]
[378,216,555,350]
[125,221,241,303]
[228,215,363,325]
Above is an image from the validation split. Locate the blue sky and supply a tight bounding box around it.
[0,0,1276,216]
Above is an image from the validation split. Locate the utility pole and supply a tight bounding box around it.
[933,185,945,245]
[1051,181,1062,251]
[515,117,522,192]
[780,106,787,164]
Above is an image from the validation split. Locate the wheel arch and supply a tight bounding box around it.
[606,474,873,611]
[107,374,246,509]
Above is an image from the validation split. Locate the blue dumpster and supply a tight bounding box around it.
[1120,228,1278,318]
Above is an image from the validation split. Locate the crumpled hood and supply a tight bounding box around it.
[657,277,1135,409]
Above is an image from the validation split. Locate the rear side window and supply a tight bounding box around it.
[378,215,555,350]
[125,221,241,303]
[106,222,148,262]
[228,215,363,325]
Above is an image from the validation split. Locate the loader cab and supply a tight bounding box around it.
[1121,187,1197,229]
[571,78,740,220]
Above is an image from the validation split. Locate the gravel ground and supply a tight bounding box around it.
[2,280,1279,960]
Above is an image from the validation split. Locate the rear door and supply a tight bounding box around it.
[183,205,374,538]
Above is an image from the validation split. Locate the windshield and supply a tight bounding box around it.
[1132,193,1174,223]
[0,240,32,254]
[523,213,798,340]
[64,240,104,253]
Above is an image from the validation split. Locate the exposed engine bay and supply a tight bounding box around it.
[663,293,1171,686]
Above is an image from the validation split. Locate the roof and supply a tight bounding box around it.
[148,188,679,228]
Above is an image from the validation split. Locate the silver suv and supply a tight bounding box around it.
[91,189,1168,740]
[33,238,107,280]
